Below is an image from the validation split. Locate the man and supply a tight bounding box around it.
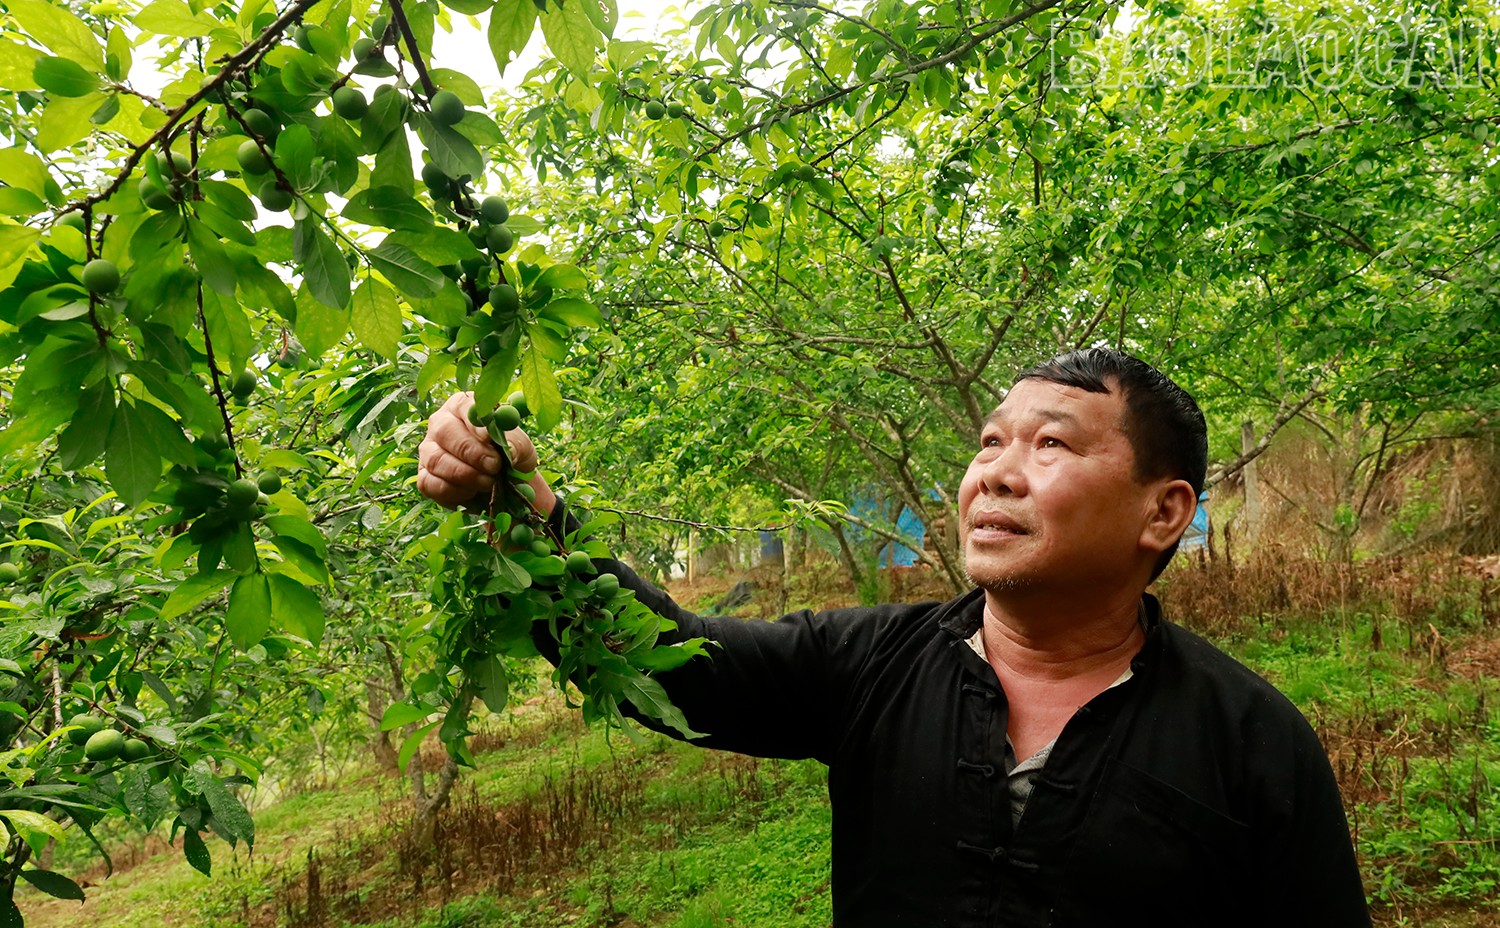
[417,348,1371,927]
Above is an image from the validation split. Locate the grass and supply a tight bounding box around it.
[20,555,1500,927]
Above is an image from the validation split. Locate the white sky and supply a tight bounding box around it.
[432,0,686,94]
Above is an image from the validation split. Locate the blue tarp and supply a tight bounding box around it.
[849,489,936,568]
[1181,492,1210,551]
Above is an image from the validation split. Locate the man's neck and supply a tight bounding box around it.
[980,593,1145,683]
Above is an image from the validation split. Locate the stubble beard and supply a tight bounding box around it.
[964,563,1033,592]
[961,536,1036,592]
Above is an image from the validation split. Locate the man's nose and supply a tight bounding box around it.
[979,443,1025,496]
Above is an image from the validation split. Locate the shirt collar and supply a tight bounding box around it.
[941,591,1163,647]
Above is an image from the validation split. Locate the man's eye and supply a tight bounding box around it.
[1040,437,1064,449]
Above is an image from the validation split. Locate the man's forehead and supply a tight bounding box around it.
[983,379,1125,429]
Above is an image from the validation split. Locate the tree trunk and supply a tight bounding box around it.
[828,521,867,596]
[365,676,398,775]
[1241,420,1261,545]
[411,753,461,846]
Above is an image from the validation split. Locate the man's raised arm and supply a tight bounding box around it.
[413,392,877,763]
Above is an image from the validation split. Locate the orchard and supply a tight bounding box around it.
[1,0,1499,921]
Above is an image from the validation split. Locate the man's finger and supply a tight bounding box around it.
[428,409,502,473]
[420,442,495,486]
[417,471,487,509]
[417,452,493,509]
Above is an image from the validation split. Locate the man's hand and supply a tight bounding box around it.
[417,392,554,514]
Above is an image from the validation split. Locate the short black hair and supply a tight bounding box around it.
[1014,348,1207,579]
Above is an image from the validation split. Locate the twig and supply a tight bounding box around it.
[197,282,240,475]
[592,507,789,534]
[389,0,438,97]
[60,0,324,216]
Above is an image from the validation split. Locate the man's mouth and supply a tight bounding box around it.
[967,510,1029,536]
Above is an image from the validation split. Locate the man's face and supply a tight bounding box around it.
[958,378,1161,596]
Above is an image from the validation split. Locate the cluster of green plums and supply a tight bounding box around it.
[427,191,526,360]
[467,395,623,602]
[185,471,281,542]
[65,714,154,765]
[642,81,718,120]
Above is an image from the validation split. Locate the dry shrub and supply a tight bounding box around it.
[264,751,776,928]
[1158,548,1499,639]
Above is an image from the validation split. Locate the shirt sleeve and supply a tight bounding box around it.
[528,499,878,764]
[1255,705,1373,927]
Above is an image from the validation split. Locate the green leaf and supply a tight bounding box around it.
[0,148,50,195]
[487,0,539,75]
[294,221,350,310]
[441,0,493,14]
[33,56,100,96]
[7,0,105,72]
[122,769,173,829]
[200,180,257,222]
[189,761,254,849]
[56,377,116,470]
[159,569,235,620]
[275,125,318,193]
[342,187,433,231]
[421,280,469,326]
[222,522,257,572]
[201,289,253,375]
[630,639,713,672]
[520,344,563,433]
[383,227,481,266]
[363,91,411,151]
[262,515,326,556]
[133,0,217,37]
[181,827,211,876]
[131,399,195,466]
[535,263,588,291]
[473,338,520,410]
[0,224,39,290]
[0,186,47,215]
[0,38,43,91]
[105,400,161,506]
[368,240,443,299]
[379,702,431,731]
[226,572,272,649]
[430,68,486,105]
[539,0,598,77]
[187,218,236,296]
[415,115,484,180]
[291,285,347,358]
[19,868,84,901]
[578,0,617,40]
[618,673,704,739]
[351,277,402,359]
[491,552,532,593]
[539,297,602,328]
[269,535,330,586]
[0,809,65,855]
[105,25,132,82]
[192,200,256,247]
[470,656,508,713]
[34,92,105,152]
[397,720,440,773]
[268,573,324,646]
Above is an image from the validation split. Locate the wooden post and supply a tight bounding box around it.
[1242,420,1261,544]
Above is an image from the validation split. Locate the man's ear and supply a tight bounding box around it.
[1140,480,1197,555]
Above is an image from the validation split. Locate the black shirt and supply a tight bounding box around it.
[548,514,1372,928]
